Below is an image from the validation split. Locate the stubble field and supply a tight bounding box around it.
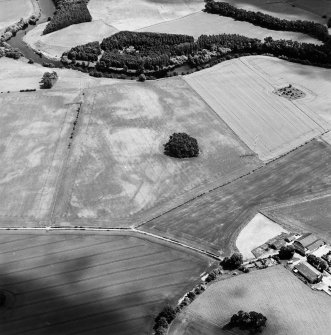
[169,266,331,335]
[0,91,77,224]
[53,78,261,226]
[141,140,331,255]
[185,57,328,161]
[0,231,209,335]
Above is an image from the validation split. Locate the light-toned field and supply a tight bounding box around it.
[0,231,209,335]
[0,0,35,34]
[53,78,261,225]
[142,140,331,255]
[0,90,78,223]
[88,0,204,31]
[139,11,321,44]
[0,58,119,92]
[242,56,331,127]
[262,193,331,243]
[24,20,118,60]
[170,266,331,335]
[226,0,327,24]
[184,56,329,161]
[236,213,287,260]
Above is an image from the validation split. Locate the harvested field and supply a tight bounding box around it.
[169,266,331,335]
[242,56,331,126]
[24,20,118,60]
[0,231,209,335]
[139,11,321,44]
[53,78,261,225]
[0,91,78,223]
[236,213,287,260]
[185,56,328,161]
[88,0,204,31]
[0,0,35,33]
[262,193,331,243]
[141,140,331,255]
[0,58,119,92]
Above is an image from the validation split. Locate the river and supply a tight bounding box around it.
[7,0,62,67]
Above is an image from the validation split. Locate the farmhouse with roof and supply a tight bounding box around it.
[294,262,323,284]
[293,233,324,255]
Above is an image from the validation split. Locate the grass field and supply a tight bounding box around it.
[184,56,328,161]
[0,0,35,33]
[236,213,287,260]
[226,0,327,24]
[169,266,331,335]
[262,193,331,243]
[141,140,331,255]
[0,58,119,93]
[88,0,204,31]
[0,91,78,223]
[0,231,209,335]
[139,11,321,44]
[24,21,118,60]
[52,78,261,226]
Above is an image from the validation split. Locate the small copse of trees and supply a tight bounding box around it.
[221,252,243,270]
[224,310,267,334]
[307,254,328,272]
[40,71,58,89]
[164,133,199,158]
[278,245,295,260]
[153,305,177,335]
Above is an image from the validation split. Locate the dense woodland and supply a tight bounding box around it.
[204,0,329,42]
[67,41,101,62]
[43,0,92,35]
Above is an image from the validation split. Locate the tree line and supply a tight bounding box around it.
[204,0,329,42]
[43,0,92,35]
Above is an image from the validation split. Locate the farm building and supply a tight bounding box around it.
[293,233,324,255]
[294,261,323,284]
[268,232,292,250]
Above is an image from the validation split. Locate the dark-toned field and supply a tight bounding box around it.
[141,140,331,256]
[0,231,209,335]
[262,194,331,243]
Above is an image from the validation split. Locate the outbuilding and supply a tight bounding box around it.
[293,233,323,255]
[294,261,323,284]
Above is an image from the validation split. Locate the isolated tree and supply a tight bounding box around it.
[40,71,58,89]
[164,133,199,158]
[278,245,295,260]
[138,73,146,82]
[224,310,267,333]
[221,252,243,270]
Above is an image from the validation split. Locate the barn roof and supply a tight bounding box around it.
[296,233,319,248]
[295,261,322,282]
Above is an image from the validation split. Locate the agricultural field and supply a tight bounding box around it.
[184,56,329,161]
[0,58,119,93]
[87,0,205,31]
[52,77,261,226]
[0,231,209,335]
[0,0,35,34]
[141,140,331,255]
[169,266,331,335]
[262,193,331,243]
[235,213,287,260]
[24,20,118,60]
[0,90,78,224]
[242,56,331,126]
[139,11,321,44]
[226,0,327,24]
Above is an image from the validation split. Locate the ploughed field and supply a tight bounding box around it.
[0,231,209,335]
[141,140,331,255]
[262,194,331,243]
[169,266,331,335]
[52,77,261,226]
